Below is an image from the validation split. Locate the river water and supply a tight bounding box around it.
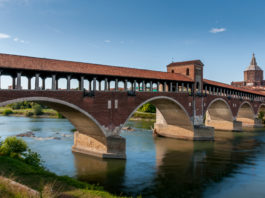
[0,116,265,198]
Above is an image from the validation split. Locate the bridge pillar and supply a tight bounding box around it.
[205,119,242,132]
[237,117,264,129]
[17,72,22,90]
[254,118,264,128]
[72,132,126,159]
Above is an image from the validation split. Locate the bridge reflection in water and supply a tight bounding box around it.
[73,125,263,197]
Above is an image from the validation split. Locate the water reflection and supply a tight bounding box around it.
[1,117,265,198]
[74,153,126,194]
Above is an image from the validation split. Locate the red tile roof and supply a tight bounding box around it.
[204,79,265,96]
[167,60,204,67]
[0,53,193,82]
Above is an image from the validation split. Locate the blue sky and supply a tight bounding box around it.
[0,0,265,86]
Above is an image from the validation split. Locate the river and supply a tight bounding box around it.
[0,116,265,198]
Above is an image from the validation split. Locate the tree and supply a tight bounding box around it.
[139,103,156,113]
[0,137,28,158]
[33,104,43,116]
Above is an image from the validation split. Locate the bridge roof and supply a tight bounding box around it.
[204,79,265,96]
[167,60,204,67]
[0,53,193,82]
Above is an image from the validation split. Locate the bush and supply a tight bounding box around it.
[24,111,34,117]
[56,112,65,119]
[0,137,28,158]
[258,111,265,120]
[24,149,42,167]
[33,104,43,116]
[139,103,156,113]
[7,102,32,110]
[2,109,13,116]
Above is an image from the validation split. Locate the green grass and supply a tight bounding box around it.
[0,156,123,197]
[131,111,155,119]
[0,183,31,198]
[0,107,58,118]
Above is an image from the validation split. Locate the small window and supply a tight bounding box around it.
[171,70,174,73]
[186,68,190,76]
[196,82,200,91]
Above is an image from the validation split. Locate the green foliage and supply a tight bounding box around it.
[138,103,156,113]
[24,111,34,117]
[33,104,43,116]
[0,155,104,192]
[0,137,27,157]
[133,112,155,119]
[258,111,265,120]
[2,109,13,116]
[7,101,33,110]
[24,149,42,167]
[56,112,65,119]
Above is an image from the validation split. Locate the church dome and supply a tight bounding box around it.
[245,53,262,71]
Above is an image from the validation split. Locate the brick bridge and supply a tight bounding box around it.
[0,53,264,159]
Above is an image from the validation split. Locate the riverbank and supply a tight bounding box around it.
[0,155,126,198]
[0,107,60,118]
[0,107,156,120]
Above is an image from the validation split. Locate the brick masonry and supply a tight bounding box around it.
[0,90,264,130]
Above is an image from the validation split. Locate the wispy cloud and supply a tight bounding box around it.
[13,37,28,44]
[104,40,111,43]
[0,32,10,39]
[0,32,28,43]
[210,28,226,34]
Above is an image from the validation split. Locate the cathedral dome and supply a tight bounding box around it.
[245,53,262,71]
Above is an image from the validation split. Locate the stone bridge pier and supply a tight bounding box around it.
[153,99,214,141]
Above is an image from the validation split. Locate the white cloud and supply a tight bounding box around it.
[0,32,10,39]
[13,37,28,44]
[210,28,226,34]
[104,40,111,43]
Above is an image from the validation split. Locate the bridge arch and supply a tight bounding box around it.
[0,97,107,145]
[205,98,234,121]
[257,104,265,115]
[123,96,193,137]
[236,101,255,126]
[204,98,237,131]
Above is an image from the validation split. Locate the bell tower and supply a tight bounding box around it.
[167,60,204,92]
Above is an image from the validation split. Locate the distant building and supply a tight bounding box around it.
[231,54,265,93]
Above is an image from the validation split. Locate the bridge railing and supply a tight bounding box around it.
[0,71,197,94]
[0,71,264,103]
[203,84,265,103]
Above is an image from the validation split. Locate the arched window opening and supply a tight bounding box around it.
[171,70,174,73]
[58,78,67,90]
[1,75,13,89]
[196,82,200,92]
[109,80,115,91]
[127,81,132,91]
[99,80,105,91]
[146,82,151,91]
[70,79,79,90]
[118,81,124,91]
[186,68,190,76]
[153,83,158,92]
